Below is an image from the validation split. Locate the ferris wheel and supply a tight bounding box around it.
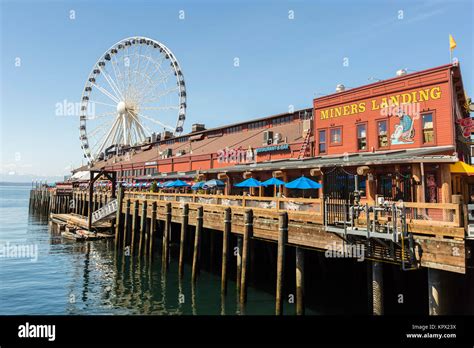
[79,36,186,162]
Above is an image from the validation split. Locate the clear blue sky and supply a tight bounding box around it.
[1,0,472,179]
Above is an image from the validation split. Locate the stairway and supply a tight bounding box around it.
[297,131,311,159]
[91,199,118,224]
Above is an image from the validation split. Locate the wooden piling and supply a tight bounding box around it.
[192,206,203,284]
[221,207,231,295]
[123,199,131,250]
[82,193,87,217]
[371,261,384,315]
[295,246,305,315]
[236,235,242,295]
[162,202,172,268]
[276,211,288,315]
[178,203,189,278]
[149,201,157,260]
[131,200,139,255]
[139,200,147,256]
[114,186,123,250]
[240,209,253,304]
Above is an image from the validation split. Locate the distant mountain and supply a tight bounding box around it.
[0,182,32,186]
[0,173,65,184]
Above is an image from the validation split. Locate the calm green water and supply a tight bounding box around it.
[0,185,312,315]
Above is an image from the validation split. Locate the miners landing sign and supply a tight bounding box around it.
[318,86,441,120]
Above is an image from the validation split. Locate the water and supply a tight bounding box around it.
[0,185,312,315]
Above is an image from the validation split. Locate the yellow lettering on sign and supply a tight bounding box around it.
[318,86,442,120]
[430,86,441,99]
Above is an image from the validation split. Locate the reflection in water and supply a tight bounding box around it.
[0,185,312,315]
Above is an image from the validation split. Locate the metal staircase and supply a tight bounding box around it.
[91,199,118,224]
[323,199,419,270]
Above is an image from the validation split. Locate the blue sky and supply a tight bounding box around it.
[1,0,472,180]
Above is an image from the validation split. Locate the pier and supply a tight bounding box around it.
[29,185,473,315]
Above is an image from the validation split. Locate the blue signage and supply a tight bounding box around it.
[255,143,290,154]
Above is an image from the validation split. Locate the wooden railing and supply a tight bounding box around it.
[124,191,323,215]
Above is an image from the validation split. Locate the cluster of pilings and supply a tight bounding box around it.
[29,188,73,216]
[70,191,110,218]
[109,186,305,315]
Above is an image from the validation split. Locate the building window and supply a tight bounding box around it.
[248,120,267,130]
[357,124,367,150]
[227,125,242,134]
[271,115,292,126]
[422,113,434,144]
[377,120,389,148]
[318,130,326,154]
[329,127,342,145]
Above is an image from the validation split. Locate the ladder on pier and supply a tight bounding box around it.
[91,199,118,224]
[297,131,311,159]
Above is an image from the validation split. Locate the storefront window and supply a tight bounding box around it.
[357,124,367,150]
[318,130,326,154]
[422,113,434,144]
[377,120,389,148]
[330,127,342,145]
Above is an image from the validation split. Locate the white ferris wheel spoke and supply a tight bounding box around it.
[136,111,174,131]
[140,106,179,111]
[138,86,179,105]
[98,65,125,101]
[90,100,117,108]
[90,82,121,104]
[96,116,121,156]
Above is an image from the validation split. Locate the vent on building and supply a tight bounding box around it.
[273,133,282,144]
[163,148,172,158]
[335,84,345,93]
[396,69,407,77]
[162,131,173,140]
[263,131,274,145]
[192,123,206,133]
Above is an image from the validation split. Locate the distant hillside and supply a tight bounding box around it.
[0,182,33,186]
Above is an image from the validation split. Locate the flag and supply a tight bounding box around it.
[449,34,457,51]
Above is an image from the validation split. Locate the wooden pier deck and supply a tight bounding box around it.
[50,213,112,231]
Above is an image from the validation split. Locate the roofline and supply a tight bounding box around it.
[314,63,454,103]
[154,107,313,142]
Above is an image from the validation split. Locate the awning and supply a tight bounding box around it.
[450,161,474,175]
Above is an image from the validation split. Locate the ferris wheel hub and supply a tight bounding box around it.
[116,101,126,115]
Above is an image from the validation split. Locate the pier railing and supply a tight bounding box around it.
[124,192,323,214]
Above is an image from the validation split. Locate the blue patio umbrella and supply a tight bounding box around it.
[203,179,225,189]
[171,179,191,188]
[261,177,286,187]
[163,180,175,188]
[284,176,322,189]
[234,177,262,187]
[191,181,205,190]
